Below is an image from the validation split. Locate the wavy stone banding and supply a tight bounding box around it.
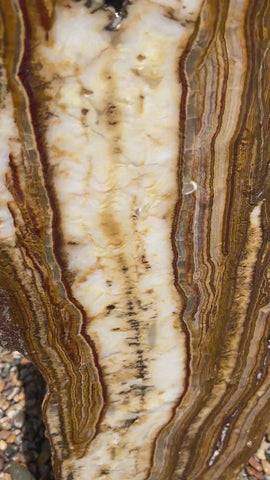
[0,0,269,479]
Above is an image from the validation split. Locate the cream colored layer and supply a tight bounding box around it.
[0,62,17,244]
[37,0,203,478]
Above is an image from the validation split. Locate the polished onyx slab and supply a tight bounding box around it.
[0,1,269,479]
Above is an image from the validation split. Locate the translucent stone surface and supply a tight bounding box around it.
[0,1,269,479]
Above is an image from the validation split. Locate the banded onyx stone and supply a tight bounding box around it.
[0,0,269,479]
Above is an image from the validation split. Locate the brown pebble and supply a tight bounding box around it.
[12,452,26,463]
[20,357,30,365]
[0,400,9,411]
[0,383,4,393]
[0,419,12,430]
[7,387,20,401]
[6,433,16,444]
[0,440,7,451]
[249,456,263,472]
[0,431,11,441]
[3,383,9,394]
[6,407,17,419]
[262,460,270,475]
[13,392,25,403]
[246,465,263,479]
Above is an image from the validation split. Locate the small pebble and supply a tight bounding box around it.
[6,434,16,444]
[0,458,4,470]
[12,452,25,463]
[13,411,25,429]
[14,436,23,446]
[20,357,30,366]
[5,444,18,458]
[6,407,17,419]
[248,456,263,471]
[0,431,11,440]
[7,387,20,401]
[245,465,263,479]
[0,399,9,411]
[8,462,34,480]
[262,459,270,475]
[13,392,24,403]
[0,440,7,451]
[0,419,12,430]
[13,351,22,359]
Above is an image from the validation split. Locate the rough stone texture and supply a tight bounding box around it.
[0,1,269,479]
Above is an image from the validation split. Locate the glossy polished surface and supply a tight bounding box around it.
[0,1,269,479]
